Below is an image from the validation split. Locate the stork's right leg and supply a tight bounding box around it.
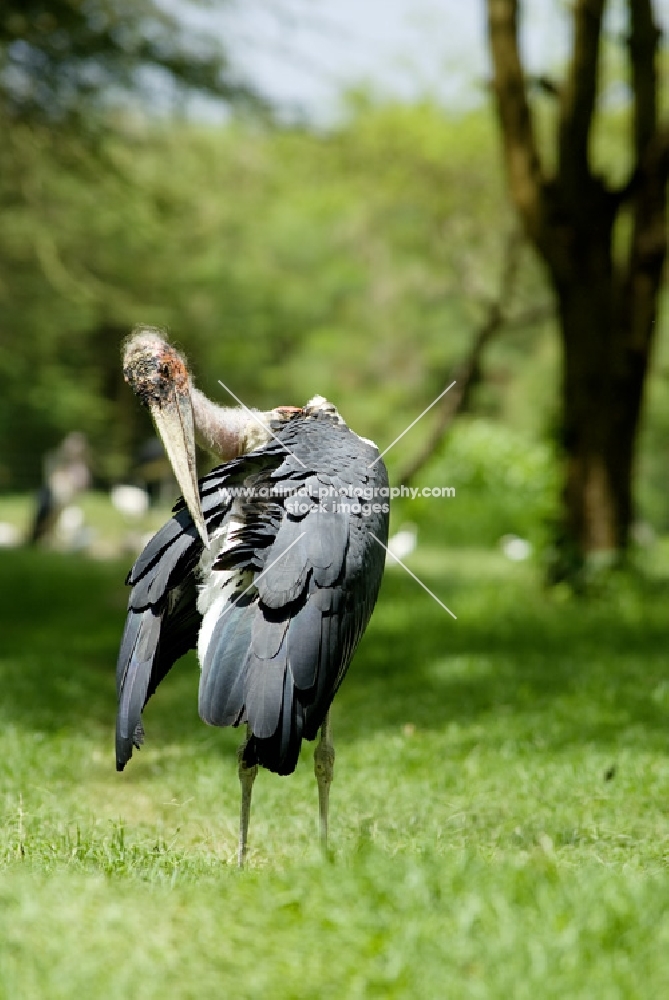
[314,712,335,854]
[237,726,258,868]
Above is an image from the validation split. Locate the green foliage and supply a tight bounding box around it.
[0,0,262,485]
[2,545,669,994]
[2,86,669,538]
[400,418,559,547]
[0,101,534,488]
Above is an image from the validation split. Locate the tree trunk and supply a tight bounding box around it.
[486,0,668,580]
[550,192,662,575]
[556,272,650,567]
[549,205,661,575]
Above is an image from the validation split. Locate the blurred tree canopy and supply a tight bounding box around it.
[0,0,259,485]
[5,0,669,562]
[0,0,257,121]
[1,99,547,487]
[487,0,669,579]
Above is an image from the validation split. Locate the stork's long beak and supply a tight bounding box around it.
[149,389,209,549]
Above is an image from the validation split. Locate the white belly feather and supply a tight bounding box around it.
[196,516,251,668]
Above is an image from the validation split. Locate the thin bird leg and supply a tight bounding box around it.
[237,725,258,868]
[313,712,335,852]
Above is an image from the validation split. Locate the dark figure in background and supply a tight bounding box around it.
[29,432,91,545]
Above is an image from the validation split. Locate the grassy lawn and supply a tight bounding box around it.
[1,539,669,997]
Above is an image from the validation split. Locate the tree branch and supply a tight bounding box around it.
[557,0,606,194]
[629,0,660,159]
[396,230,528,487]
[625,0,667,350]
[613,125,669,207]
[486,0,544,239]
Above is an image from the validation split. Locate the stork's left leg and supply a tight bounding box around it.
[237,726,258,868]
[314,712,335,852]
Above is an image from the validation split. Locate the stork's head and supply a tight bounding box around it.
[123,327,209,548]
[123,329,190,409]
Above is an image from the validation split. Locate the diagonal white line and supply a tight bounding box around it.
[370,532,457,620]
[368,380,457,468]
[217,531,307,622]
[217,378,307,468]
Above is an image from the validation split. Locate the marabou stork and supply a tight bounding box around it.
[116,328,389,864]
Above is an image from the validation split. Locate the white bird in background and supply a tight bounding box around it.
[499,534,533,562]
[387,522,418,563]
[110,484,150,518]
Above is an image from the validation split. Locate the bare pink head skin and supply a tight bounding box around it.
[122,327,303,545]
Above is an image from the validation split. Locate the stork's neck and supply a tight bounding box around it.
[191,387,276,460]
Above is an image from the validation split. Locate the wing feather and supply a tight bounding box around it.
[286,597,323,691]
[245,642,288,739]
[198,596,254,726]
[115,609,162,769]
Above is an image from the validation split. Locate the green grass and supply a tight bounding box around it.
[1,544,669,997]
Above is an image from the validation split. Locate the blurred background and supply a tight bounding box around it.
[1,0,668,577]
[4,6,669,990]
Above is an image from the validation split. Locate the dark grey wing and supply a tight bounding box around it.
[115,451,284,771]
[115,508,203,770]
[197,417,390,776]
